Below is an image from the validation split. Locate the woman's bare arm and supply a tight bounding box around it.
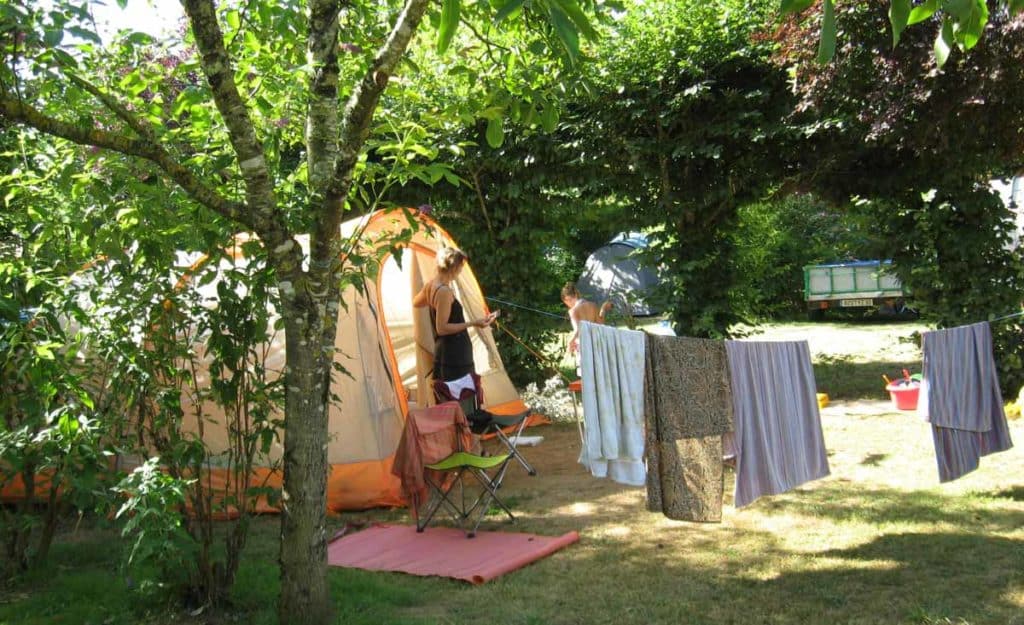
[567,305,582,353]
[412,282,431,308]
[434,286,492,336]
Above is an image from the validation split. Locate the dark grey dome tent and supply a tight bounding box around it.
[576,232,663,317]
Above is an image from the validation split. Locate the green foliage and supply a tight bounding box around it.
[114,458,197,595]
[563,0,794,337]
[0,331,104,579]
[0,169,112,579]
[83,239,284,607]
[732,194,875,320]
[817,0,836,63]
[775,2,1024,390]
[2,0,605,622]
[784,0,1018,65]
[2,28,280,600]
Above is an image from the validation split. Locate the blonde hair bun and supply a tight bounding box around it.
[436,246,468,273]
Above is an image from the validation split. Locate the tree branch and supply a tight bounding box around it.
[317,0,430,263]
[0,91,254,230]
[306,0,341,196]
[181,0,290,264]
[470,167,496,240]
[65,73,157,142]
[461,17,509,66]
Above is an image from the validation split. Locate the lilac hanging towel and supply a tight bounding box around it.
[725,340,830,508]
[918,322,1013,482]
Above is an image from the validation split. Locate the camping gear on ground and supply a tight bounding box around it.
[918,322,1013,482]
[803,260,909,319]
[578,321,647,486]
[432,374,537,478]
[816,393,830,409]
[885,369,922,410]
[724,340,831,508]
[883,369,923,410]
[885,381,920,410]
[327,524,579,584]
[399,401,516,537]
[391,402,478,523]
[643,334,734,523]
[576,232,663,317]
[0,209,536,513]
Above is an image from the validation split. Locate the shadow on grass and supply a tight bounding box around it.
[860,453,889,466]
[814,359,921,401]
[432,480,1024,625]
[5,477,1023,625]
[423,523,1024,625]
[985,485,1024,502]
[747,482,1024,531]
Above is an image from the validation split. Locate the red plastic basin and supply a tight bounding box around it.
[885,382,920,411]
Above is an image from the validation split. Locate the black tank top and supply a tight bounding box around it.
[429,284,474,381]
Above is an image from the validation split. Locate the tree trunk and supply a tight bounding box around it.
[277,291,332,625]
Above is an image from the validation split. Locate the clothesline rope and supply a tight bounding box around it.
[990,310,1024,324]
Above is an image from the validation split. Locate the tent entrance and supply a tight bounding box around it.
[379,246,436,410]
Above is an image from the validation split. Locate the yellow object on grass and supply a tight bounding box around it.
[816,393,829,409]
[1004,385,1024,420]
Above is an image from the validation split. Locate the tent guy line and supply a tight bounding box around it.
[486,296,567,320]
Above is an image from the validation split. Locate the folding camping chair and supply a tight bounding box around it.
[409,402,516,537]
[432,374,537,478]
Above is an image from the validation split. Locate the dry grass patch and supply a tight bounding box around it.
[372,400,1024,625]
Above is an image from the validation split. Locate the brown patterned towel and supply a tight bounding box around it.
[644,334,734,522]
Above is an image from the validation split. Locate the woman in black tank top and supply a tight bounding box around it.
[413,246,498,382]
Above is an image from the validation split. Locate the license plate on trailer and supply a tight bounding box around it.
[840,298,873,307]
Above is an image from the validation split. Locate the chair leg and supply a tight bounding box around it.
[417,469,468,532]
[492,421,537,477]
[418,454,517,538]
[465,467,515,537]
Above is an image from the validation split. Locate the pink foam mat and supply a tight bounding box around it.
[327,523,579,584]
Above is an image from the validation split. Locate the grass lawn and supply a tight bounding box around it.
[2,321,1022,625]
[739,319,929,401]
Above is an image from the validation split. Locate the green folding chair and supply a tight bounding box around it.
[433,377,537,479]
[416,450,516,538]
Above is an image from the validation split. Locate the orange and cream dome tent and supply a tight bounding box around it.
[191,208,533,512]
[2,208,536,513]
[304,208,531,510]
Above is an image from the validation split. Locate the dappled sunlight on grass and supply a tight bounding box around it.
[408,407,1024,625]
[598,525,632,538]
[561,501,595,515]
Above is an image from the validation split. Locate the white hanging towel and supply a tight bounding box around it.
[918,322,1013,482]
[725,340,830,508]
[578,321,647,486]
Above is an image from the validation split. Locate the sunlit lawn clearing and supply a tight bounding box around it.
[739,320,930,400]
